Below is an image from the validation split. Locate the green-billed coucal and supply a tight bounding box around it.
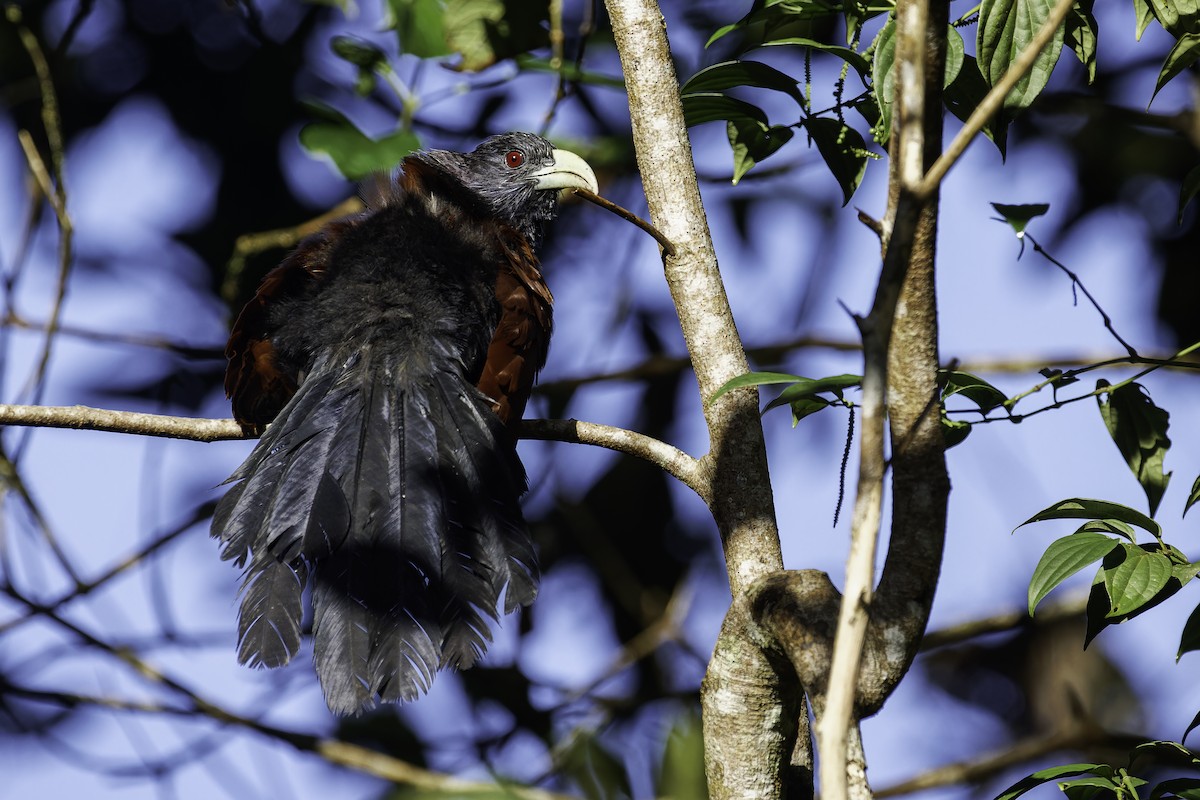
[211,133,597,714]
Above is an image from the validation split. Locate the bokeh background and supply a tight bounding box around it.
[2,1,1199,798]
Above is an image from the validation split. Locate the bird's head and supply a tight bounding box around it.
[413,132,598,241]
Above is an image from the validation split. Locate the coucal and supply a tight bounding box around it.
[211,133,597,714]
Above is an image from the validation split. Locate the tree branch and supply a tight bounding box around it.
[603,1,785,797]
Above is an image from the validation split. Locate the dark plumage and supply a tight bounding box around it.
[212,133,597,714]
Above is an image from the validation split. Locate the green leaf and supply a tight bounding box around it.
[803,117,871,205]
[385,0,452,58]
[1151,778,1200,800]
[759,37,873,77]
[331,35,388,70]
[977,0,1066,116]
[710,370,806,404]
[682,60,805,105]
[727,119,794,183]
[1065,0,1098,83]
[1075,519,1137,543]
[762,373,863,413]
[1101,542,1173,617]
[515,55,626,88]
[945,25,967,88]
[996,764,1108,800]
[1135,0,1158,38]
[871,22,965,145]
[940,370,1008,414]
[1096,380,1172,518]
[1028,532,1122,614]
[942,416,972,447]
[1131,740,1200,768]
[1153,32,1200,104]
[991,202,1050,237]
[1016,498,1162,537]
[680,92,769,128]
[1085,552,1184,644]
[1186,474,1200,517]
[299,116,420,179]
[870,18,896,143]
[1178,600,1200,660]
[1178,164,1200,224]
[561,732,632,800]
[791,397,833,425]
[1059,776,1120,800]
[657,712,709,799]
[706,0,845,50]
[1187,712,1200,746]
[446,0,550,72]
[1146,0,1200,37]
[944,55,1008,156]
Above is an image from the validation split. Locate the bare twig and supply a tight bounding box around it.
[574,187,677,256]
[1027,233,1137,358]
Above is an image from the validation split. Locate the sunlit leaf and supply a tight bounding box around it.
[1153,32,1200,104]
[710,371,806,404]
[1065,0,1098,83]
[977,0,1066,115]
[300,116,420,179]
[995,764,1108,800]
[1134,0,1157,38]
[1096,380,1172,518]
[1015,498,1162,537]
[385,0,451,58]
[1186,474,1200,517]
[940,370,1008,413]
[1101,543,1173,617]
[1085,554,1184,644]
[1027,532,1121,615]
[762,373,863,412]
[870,18,896,143]
[1146,0,1200,37]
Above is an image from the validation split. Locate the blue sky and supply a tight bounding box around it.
[3,1,1200,798]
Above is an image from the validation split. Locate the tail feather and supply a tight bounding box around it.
[236,552,308,668]
[212,346,537,714]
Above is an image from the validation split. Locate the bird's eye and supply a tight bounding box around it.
[505,150,525,168]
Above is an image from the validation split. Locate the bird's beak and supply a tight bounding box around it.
[531,149,599,195]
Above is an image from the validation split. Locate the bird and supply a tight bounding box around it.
[210,132,598,715]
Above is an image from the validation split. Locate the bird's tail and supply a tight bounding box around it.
[211,347,538,714]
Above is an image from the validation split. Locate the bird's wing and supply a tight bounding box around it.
[476,226,554,428]
[224,217,360,432]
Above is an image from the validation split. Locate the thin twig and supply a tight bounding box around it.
[916,0,1076,198]
[574,188,677,256]
[1027,233,1137,358]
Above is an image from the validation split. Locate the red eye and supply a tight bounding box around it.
[505,150,525,168]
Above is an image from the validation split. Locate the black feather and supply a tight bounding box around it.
[210,134,572,714]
